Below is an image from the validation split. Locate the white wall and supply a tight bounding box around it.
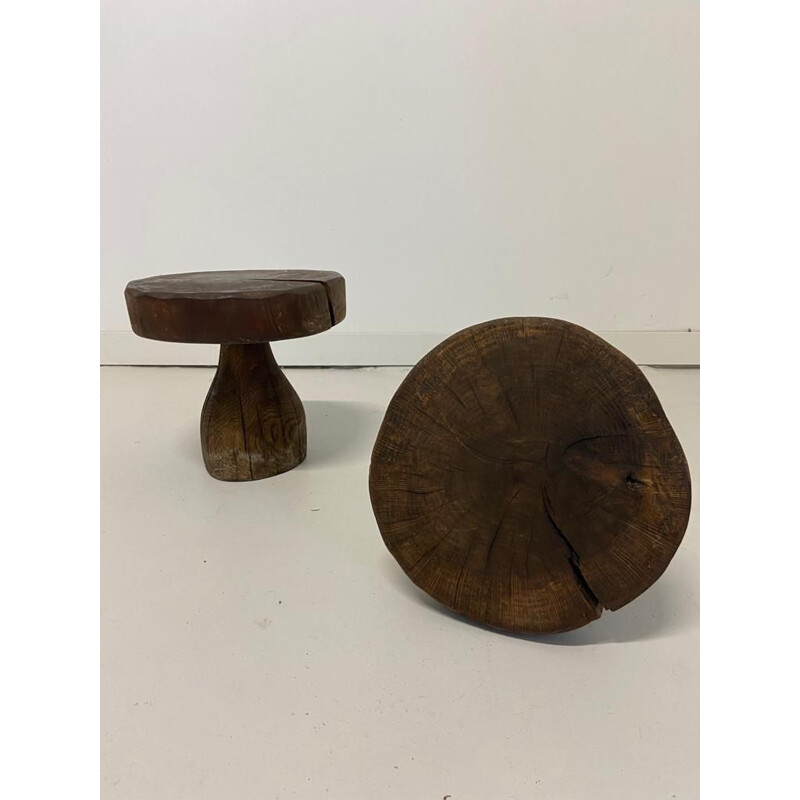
[102,0,698,364]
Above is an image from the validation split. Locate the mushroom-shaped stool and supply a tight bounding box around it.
[125,270,346,481]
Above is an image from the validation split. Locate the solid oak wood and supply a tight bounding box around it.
[201,343,306,481]
[369,318,691,634]
[124,270,345,481]
[125,270,346,343]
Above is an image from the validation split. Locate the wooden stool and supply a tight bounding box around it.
[369,318,691,635]
[125,270,346,481]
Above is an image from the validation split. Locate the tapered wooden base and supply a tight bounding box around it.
[200,343,306,481]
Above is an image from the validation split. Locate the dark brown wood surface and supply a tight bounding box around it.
[369,318,691,634]
[201,343,306,481]
[124,269,345,481]
[125,270,346,343]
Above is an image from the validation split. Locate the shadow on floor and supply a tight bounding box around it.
[302,400,383,468]
[175,421,202,466]
[380,554,695,645]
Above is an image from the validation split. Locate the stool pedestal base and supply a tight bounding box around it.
[200,343,306,481]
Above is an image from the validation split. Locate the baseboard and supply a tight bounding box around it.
[101,330,699,367]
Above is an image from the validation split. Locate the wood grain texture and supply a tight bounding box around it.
[369,318,691,634]
[125,269,345,481]
[125,270,346,343]
[201,343,306,481]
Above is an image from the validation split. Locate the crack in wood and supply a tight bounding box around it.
[486,487,522,568]
[542,487,601,610]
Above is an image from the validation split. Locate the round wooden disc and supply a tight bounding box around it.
[369,318,691,634]
[125,270,346,343]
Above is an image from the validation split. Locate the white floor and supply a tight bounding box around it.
[101,366,699,800]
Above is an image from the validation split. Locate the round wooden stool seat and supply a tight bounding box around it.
[369,318,691,634]
[125,270,346,481]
